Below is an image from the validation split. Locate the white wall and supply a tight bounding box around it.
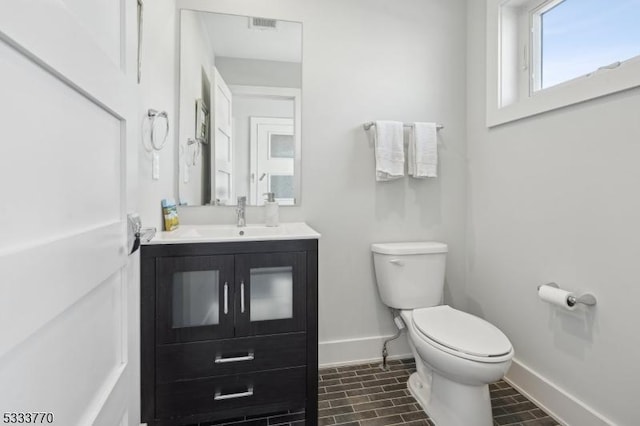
[177,0,468,365]
[216,57,302,88]
[138,0,177,230]
[467,2,640,425]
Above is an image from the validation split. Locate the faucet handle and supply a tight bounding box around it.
[237,196,247,206]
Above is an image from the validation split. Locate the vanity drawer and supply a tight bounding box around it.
[156,333,307,383]
[155,367,306,419]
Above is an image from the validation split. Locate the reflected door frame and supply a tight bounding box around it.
[229,85,301,206]
[250,117,294,205]
[212,67,233,205]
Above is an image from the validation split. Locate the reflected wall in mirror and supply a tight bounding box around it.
[178,10,302,207]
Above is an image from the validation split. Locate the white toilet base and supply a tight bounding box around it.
[407,371,493,426]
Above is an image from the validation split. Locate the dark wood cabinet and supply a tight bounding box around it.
[141,239,318,426]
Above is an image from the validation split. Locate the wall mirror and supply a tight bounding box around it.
[178,10,302,206]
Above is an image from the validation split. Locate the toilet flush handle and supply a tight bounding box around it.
[389,259,404,266]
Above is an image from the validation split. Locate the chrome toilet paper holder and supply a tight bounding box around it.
[537,282,597,307]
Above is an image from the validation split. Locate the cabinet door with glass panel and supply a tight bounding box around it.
[156,255,235,344]
[234,252,306,336]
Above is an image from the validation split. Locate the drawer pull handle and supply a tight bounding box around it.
[214,352,255,364]
[214,386,254,400]
[223,282,228,315]
[240,280,245,313]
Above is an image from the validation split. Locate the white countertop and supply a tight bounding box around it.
[143,222,320,245]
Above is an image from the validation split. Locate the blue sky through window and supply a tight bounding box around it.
[541,0,640,88]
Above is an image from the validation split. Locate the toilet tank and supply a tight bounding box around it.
[371,242,448,309]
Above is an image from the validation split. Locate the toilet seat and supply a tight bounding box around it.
[411,306,513,363]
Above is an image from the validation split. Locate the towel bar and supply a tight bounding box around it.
[363,121,444,131]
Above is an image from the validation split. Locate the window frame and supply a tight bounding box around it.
[487,0,640,127]
[529,0,564,93]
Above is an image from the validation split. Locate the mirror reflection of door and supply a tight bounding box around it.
[250,117,295,206]
[213,67,233,205]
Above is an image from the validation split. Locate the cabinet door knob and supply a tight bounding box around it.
[223,282,229,315]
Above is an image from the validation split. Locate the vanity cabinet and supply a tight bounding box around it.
[141,239,318,426]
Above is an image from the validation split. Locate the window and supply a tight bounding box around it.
[486,0,640,126]
[532,0,640,91]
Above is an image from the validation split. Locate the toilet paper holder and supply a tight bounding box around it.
[537,283,597,307]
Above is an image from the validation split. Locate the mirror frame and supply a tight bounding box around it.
[175,4,303,208]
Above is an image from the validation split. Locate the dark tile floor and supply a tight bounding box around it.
[202,409,306,426]
[191,358,560,426]
[318,359,561,426]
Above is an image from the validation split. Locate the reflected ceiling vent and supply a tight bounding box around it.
[249,16,278,31]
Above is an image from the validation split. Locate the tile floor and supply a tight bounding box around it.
[194,358,561,426]
[202,409,306,426]
[318,359,561,426]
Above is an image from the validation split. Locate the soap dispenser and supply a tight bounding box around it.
[263,192,279,227]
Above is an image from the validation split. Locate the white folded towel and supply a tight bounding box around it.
[373,120,404,181]
[408,122,438,178]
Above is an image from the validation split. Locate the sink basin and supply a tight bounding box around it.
[145,222,320,245]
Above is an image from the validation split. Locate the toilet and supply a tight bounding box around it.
[371,242,514,426]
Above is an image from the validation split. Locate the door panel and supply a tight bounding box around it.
[0,1,138,425]
[0,273,125,424]
[0,40,121,252]
[0,223,124,358]
[0,2,133,115]
[235,252,306,336]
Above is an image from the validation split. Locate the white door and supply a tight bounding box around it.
[212,67,234,205]
[0,2,139,426]
[250,117,295,205]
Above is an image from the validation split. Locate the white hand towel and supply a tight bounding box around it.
[408,122,437,178]
[373,120,404,181]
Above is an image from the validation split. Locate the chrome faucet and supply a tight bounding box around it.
[236,196,247,227]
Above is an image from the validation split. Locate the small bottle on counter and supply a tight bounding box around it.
[263,192,279,227]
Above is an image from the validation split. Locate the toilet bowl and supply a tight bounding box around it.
[371,242,514,426]
[401,307,513,426]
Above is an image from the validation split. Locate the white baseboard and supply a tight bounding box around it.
[318,333,412,368]
[505,358,615,426]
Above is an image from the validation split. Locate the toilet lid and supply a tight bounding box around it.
[412,306,512,358]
